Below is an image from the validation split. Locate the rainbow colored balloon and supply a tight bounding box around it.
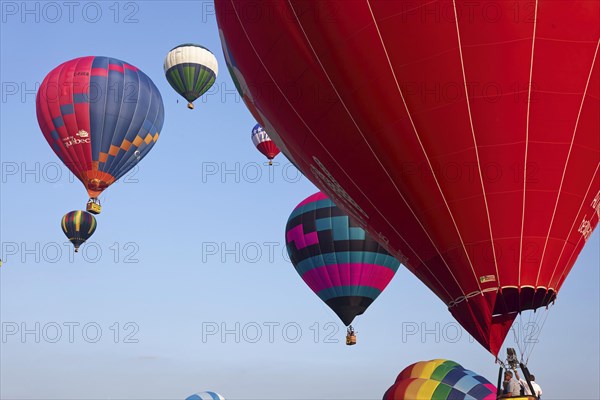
[285,192,400,325]
[383,359,497,400]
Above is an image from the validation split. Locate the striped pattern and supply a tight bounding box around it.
[383,359,497,400]
[251,123,280,161]
[185,392,225,400]
[285,192,400,325]
[164,44,218,104]
[36,56,165,199]
[61,210,97,251]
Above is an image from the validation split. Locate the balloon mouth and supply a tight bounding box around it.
[82,171,115,198]
[325,296,374,326]
[89,178,108,189]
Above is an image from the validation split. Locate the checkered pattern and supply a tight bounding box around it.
[36,56,165,198]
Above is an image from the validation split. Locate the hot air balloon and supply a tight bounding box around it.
[216,0,600,357]
[285,192,400,343]
[185,392,225,400]
[36,56,165,214]
[61,210,97,252]
[383,359,497,400]
[164,44,218,109]
[251,124,280,165]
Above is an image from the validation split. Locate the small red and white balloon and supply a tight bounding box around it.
[251,124,280,166]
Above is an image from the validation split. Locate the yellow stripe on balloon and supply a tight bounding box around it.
[412,359,446,379]
[417,379,440,399]
[87,218,96,234]
[75,211,81,231]
[61,216,67,232]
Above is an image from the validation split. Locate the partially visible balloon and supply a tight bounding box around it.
[286,192,400,326]
[164,44,218,109]
[216,0,600,356]
[251,124,280,165]
[37,56,165,213]
[61,210,97,252]
[185,392,225,400]
[383,359,497,400]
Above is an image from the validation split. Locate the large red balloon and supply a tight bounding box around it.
[216,0,600,355]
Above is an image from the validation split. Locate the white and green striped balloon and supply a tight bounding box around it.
[164,43,218,109]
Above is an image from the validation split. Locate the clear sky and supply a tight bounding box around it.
[0,1,598,399]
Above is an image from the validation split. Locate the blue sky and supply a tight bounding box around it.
[0,1,598,399]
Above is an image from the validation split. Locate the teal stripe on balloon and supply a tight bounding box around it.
[293,251,399,275]
[349,227,365,240]
[288,198,334,220]
[331,216,349,240]
[316,286,382,301]
[315,217,332,231]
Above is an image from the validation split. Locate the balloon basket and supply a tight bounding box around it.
[86,202,101,214]
[187,102,194,110]
[346,334,356,346]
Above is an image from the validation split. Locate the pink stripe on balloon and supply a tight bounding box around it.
[91,68,108,77]
[286,224,319,249]
[301,264,395,293]
[294,192,327,208]
[483,384,497,398]
[109,64,125,73]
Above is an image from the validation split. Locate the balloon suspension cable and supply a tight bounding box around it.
[524,305,551,365]
[507,300,553,366]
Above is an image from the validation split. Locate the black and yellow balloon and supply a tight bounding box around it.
[61,211,97,252]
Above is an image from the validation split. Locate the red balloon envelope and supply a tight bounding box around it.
[216,0,600,355]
